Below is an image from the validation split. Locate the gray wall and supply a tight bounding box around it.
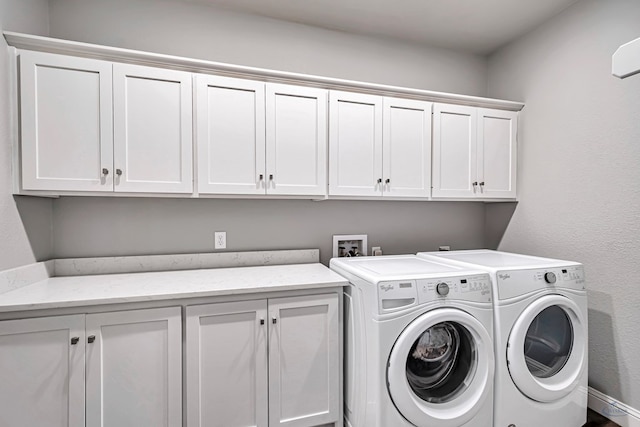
[487,0,640,410]
[45,0,492,265]
[53,198,485,266]
[0,0,52,271]
[48,0,488,96]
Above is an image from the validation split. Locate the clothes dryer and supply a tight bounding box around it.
[417,250,588,427]
[330,255,494,427]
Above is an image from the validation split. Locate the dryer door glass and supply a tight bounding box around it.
[405,321,476,403]
[524,305,573,378]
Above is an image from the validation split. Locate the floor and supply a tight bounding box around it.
[584,409,621,427]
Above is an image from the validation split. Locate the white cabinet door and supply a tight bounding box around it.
[432,103,478,198]
[86,307,182,427]
[186,300,269,427]
[477,108,518,199]
[329,91,383,196]
[268,294,340,427]
[383,97,432,198]
[266,84,327,196]
[20,51,113,192]
[196,75,266,195]
[113,64,193,193]
[0,315,85,427]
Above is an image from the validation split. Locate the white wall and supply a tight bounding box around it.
[487,0,640,411]
[0,0,52,271]
[45,0,492,265]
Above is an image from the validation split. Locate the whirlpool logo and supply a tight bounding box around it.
[498,273,511,280]
[380,284,394,292]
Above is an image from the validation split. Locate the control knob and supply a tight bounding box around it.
[436,282,450,296]
[544,272,557,284]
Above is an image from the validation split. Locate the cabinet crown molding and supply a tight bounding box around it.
[4,31,524,111]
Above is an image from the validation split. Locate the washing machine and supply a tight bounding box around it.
[330,255,495,427]
[417,250,588,427]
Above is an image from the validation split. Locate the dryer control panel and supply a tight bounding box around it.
[417,274,492,304]
[496,265,585,300]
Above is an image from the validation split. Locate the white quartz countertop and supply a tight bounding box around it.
[0,263,347,313]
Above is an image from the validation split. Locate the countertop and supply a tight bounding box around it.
[0,263,348,313]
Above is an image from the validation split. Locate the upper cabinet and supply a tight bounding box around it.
[196,76,327,196]
[20,51,113,192]
[266,84,327,196]
[329,92,432,198]
[113,64,193,193]
[10,34,521,201]
[329,91,383,197]
[382,97,432,198]
[196,75,266,195]
[432,103,517,199]
[19,51,193,193]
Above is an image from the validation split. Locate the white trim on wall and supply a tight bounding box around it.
[612,36,640,79]
[589,387,640,427]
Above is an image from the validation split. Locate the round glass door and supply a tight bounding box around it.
[387,308,493,427]
[507,295,586,403]
[406,321,476,403]
[524,306,573,378]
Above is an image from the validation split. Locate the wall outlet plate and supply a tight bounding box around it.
[214,231,227,249]
[333,234,367,258]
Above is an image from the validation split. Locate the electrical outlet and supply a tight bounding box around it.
[214,231,227,249]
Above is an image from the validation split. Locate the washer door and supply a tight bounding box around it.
[507,294,586,402]
[387,308,493,427]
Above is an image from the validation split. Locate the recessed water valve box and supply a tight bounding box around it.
[333,234,368,258]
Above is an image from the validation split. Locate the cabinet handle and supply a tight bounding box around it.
[260,319,265,325]
[269,174,274,181]
[377,178,382,184]
[259,174,264,181]
[385,178,390,184]
[472,181,478,193]
[479,182,485,192]
[87,335,96,344]
[116,169,123,176]
[70,337,80,345]
[102,168,109,175]
[272,317,277,324]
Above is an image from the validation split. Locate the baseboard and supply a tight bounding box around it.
[588,387,640,427]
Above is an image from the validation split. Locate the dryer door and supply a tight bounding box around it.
[387,308,493,427]
[507,294,586,402]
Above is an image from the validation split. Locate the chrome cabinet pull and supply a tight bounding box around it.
[377,178,382,184]
[385,178,390,184]
[116,169,123,176]
[259,174,264,181]
[272,317,277,324]
[70,337,80,345]
[87,335,96,344]
[102,168,109,175]
[269,174,274,181]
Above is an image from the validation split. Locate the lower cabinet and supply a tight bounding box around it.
[0,307,182,427]
[186,293,340,427]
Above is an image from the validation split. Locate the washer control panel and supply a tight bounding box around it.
[417,274,492,304]
[378,280,418,313]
